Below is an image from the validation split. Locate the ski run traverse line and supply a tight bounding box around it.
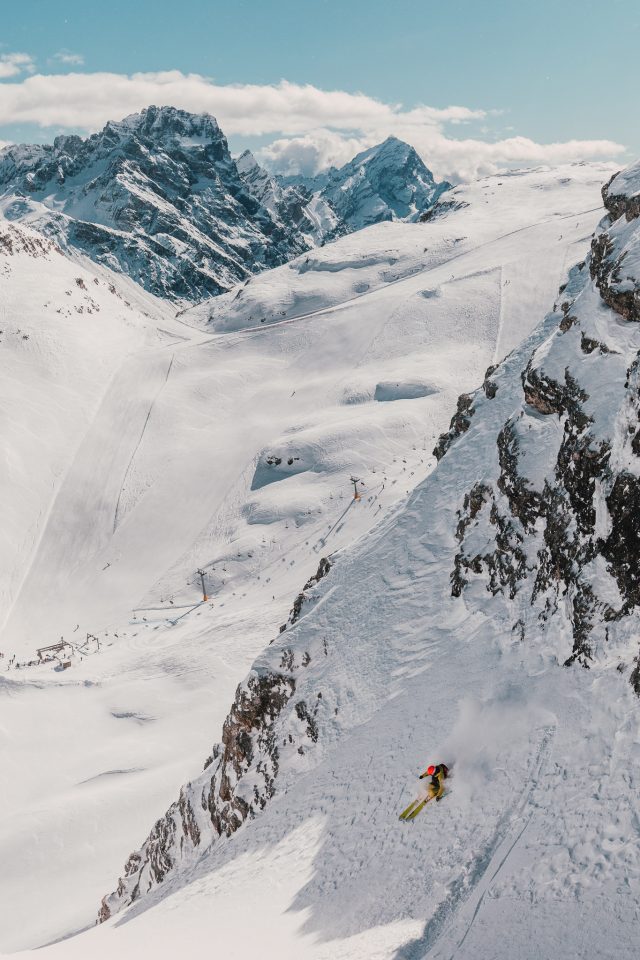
[112,353,175,533]
[198,204,604,349]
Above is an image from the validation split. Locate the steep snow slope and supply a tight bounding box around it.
[0,162,617,955]
[0,219,174,630]
[86,159,640,959]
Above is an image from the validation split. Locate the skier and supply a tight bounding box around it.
[419,763,449,802]
[399,762,449,821]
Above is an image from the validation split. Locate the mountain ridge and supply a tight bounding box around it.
[0,106,448,303]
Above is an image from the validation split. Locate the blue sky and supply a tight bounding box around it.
[1,0,637,180]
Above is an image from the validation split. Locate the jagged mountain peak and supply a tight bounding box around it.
[347,134,421,166]
[11,105,228,173]
[317,136,448,227]
[0,107,306,301]
[100,105,227,154]
[116,103,222,135]
[236,148,261,173]
[0,108,448,302]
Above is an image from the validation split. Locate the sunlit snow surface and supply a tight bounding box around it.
[1,161,633,959]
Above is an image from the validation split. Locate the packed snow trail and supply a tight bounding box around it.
[113,353,176,532]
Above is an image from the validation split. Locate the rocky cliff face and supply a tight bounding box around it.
[236,150,339,246]
[0,106,312,302]
[98,559,333,921]
[0,113,446,303]
[448,160,640,676]
[99,160,640,925]
[98,667,297,922]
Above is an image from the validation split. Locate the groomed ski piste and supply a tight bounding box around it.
[3,159,637,959]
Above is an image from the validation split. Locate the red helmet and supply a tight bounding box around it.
[427,765,436,776]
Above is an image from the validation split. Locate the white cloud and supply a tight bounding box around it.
[0,70,626,182]
[51,51,85,66]
[0,52,36,79]
[260,130,371,176]
[259,126,624,183]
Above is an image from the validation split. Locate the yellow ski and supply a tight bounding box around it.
[399,795,430,821]
[404,796,432,820]
[399,797,422,820]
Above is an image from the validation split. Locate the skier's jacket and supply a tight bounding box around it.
[419,763,449,800]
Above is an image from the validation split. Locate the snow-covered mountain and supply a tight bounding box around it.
[0,110,447,303]
[281,136,450,232]
[90,159,640,957]
[4,158,636,959]
[0,106,315,302]
[236,149,340,245]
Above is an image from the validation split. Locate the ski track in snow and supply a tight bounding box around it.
[112,353,175,532]
[200,204,604,349]
[408,726,557,960]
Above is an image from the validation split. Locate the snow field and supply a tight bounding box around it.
[0,161,623,956]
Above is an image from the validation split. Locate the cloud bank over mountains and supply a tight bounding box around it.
[0,66,625,182]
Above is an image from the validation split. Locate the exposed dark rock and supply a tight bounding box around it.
[286,557,332,628]
[452,486,529,601]
[522,361,589,422]
[455,483,492,542]
[420,199,469,222]
[580,332,613,355]
[559,312,578,332]
[99,668,295,921]
[602,170,640,223]
[496,418,541,531]
[433,393,475,461]
[294,699,319,742]
[603,472,640,612]
[590,231,640,322]
[483,364,499,399]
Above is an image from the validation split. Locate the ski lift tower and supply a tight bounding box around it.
[350,476,361,501]
[196,568,209,602]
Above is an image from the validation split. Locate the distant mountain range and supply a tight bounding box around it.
[0,106,449,302]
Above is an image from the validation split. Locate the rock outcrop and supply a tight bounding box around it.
[590,163,640,322]
[448,161,640,670]
[433,393,475,461]
[99,558,332,921]
[281,556,332,632]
